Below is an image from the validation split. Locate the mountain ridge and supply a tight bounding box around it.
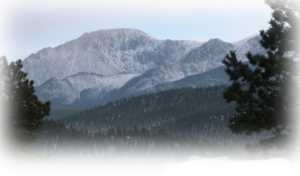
[22,28,266,108]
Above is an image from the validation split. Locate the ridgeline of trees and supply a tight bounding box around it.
[57,85,236,137]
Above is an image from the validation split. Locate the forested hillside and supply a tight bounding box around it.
[30,120,239,176]
[58,85,236,138]
[46,109,84,120]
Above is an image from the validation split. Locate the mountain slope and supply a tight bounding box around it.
[22,29,266,107]
[23,29,204,87]
[36,72,139,105]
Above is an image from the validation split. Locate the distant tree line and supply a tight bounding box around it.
[57,85,270,150]
[32,118,246,159]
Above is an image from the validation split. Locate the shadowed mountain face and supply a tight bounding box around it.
[22,28,266,108]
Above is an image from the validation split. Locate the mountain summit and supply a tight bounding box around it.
[22,29,266,108]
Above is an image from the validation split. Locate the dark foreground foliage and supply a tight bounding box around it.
[0,57,50,146]
[222,0,299,151]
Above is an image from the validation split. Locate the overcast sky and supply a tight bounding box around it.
[0,0,275,63]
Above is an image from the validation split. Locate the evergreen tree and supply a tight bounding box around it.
[222,0,299,150]
[0,57,51,144]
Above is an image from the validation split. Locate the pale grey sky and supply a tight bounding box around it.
[0,0,275,63]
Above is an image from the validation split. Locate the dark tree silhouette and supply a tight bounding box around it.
[0,57,51,144]
[222,0,299,150]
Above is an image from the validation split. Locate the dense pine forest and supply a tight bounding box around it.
[30,119,240,176]
[46,109,84,120]
[58,85,270,152]
[29,85,275,159]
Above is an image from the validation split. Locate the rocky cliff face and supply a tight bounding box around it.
[22,28,266,107]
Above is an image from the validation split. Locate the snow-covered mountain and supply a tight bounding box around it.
[22,28,266,108]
